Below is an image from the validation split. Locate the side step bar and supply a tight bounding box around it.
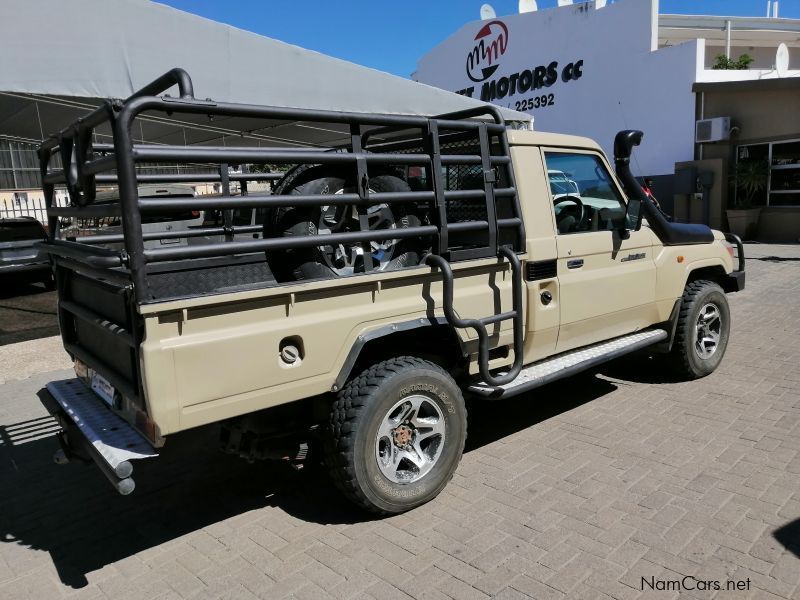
[43,379,158,494]
[468,329,668,399]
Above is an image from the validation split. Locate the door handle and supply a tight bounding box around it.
[567,258,584,269]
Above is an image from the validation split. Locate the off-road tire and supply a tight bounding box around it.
[667,279,730,379]
[266,169,426,282]
[325,356,467,514]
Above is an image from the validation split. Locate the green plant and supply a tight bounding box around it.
[713,54,754,70]
[730,159,769,208]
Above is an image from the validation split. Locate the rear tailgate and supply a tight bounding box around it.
[55,263,156,440]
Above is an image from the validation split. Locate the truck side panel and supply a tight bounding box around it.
[653,236,734,305]
[140,261,518,434]
[511,146,561,364]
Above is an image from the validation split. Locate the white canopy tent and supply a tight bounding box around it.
[0,0,529,150]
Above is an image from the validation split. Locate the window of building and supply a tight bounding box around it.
[0,140,41,191]
[769,140,800,206]
[737,140,800,207]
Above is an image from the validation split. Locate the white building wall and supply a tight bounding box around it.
[414,0,698,176]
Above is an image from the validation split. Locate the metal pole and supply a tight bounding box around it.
[725,20,731,60]
[114,105,149,300]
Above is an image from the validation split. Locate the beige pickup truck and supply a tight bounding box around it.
[37,69,744,514]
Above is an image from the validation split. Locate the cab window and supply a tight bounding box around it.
[544,152,627,234]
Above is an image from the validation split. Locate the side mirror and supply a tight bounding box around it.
[626,197,644,232]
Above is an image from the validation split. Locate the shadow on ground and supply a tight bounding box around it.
[0,277,50,301]
[750,256,800,263]
[0,276,58,346]
[597,351,685,385]
[0,370,617,588]
[774,518,800,559]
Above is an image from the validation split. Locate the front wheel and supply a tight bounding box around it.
[325,357,466,514]
[667,280,730,379]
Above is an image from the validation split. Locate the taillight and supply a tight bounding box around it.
[191,211,200,218]
[722,240,735,259]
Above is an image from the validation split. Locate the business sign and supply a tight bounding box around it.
[466,20,509,82]
[454,19,585,112]
[414,0,697,176]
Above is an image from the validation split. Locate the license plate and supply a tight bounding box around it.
[90,370,116,407]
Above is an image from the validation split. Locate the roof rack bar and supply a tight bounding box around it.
[448,218,521,233]
[123,95,501,132]
[132,147,432,166]
[94,172,284,184]
[434,105,506,126]
[143,225,440,263]
[37,240,124,268]
[129,67,195,100]
[52,256,132,285]
[79,224,265,245]
[138,190,434,211]
[83,155,117,176]
[364,119,505,144]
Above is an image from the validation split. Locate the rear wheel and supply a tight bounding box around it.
[325,356,466,514]
[667,280,730,379]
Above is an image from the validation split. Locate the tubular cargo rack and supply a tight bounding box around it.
[38,68,525,299]
[37,68,525,383]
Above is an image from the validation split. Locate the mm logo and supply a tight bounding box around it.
[466,20,509,83]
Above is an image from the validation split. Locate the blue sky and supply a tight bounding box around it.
[157,0,799,77]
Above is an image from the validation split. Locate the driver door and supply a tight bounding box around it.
[544,149,658,353]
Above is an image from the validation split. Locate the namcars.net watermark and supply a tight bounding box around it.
[642,575,751,593]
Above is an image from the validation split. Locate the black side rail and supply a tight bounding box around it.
[425,246,523,387]
[724,232,745,272]
[35,240,124,268]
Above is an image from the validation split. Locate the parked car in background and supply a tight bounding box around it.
[547,169,581,197]
[84,184,204,250]
[0,217,53,289]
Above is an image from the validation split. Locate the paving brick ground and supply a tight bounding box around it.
[1,243,798,599]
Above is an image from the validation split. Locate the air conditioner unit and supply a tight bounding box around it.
[695,117,731,143]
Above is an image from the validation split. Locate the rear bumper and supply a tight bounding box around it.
[41,378,158,495]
